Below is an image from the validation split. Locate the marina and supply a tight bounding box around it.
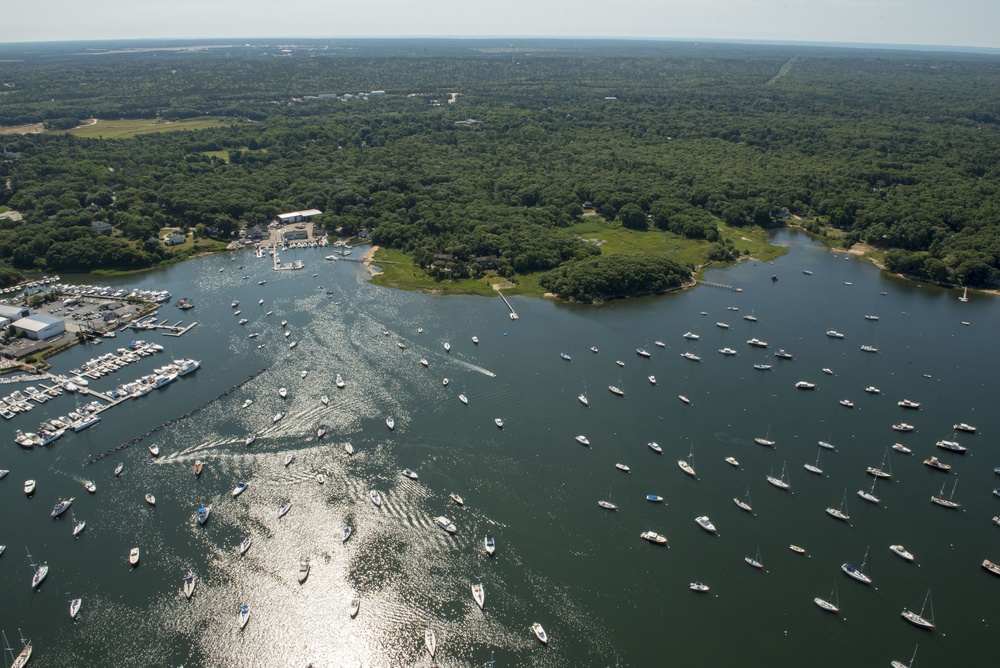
[1,229,997,667]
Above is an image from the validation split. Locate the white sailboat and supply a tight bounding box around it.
[471,583,485,609]
[804,447,824,474]
[578,382,589,407]
[901,589,935,630]
[766,461,790,490]
[841,546,872,585]
[677,444,696,478]
[891,645,919,668]
[754,425,775,447]
[734,486,753,513]
[930,477,961,509]
[825,489,850,522]
[857,476,881,504]
[814,582,840,613]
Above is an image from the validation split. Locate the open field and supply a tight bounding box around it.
[58,117,237,139]
[0,122,43,134]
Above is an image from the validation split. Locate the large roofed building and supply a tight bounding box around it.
[277,209,322,225]
[12,313,65,340]
[0,304,31,321]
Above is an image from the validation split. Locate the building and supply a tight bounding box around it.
[0,304,31,321]
[277,209,323,225]
[164,233,185,246]
[283,229,308,241]
[12,313,65,340]
[91,221,113,235]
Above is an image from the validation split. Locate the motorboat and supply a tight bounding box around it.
[747,338,767,348]
[240,536,252,555]
[245,433,256,446]
[719,347,737,356]
[70,597,82,619]
[402,468,418,480]
[716,322,730,329]
[52,497,74,517]
[754,362,773,370]
[608,385,624,396]
[794,381,816,390]
[695,516,717,534]
[839,399,854,408]
[615,360,625,367]
[898,399,921,409]
[826,330,844,339]
[983,559,1000,577]
[648,375,657,384]
[273,411,285,423]
[342,526,352,543]
[443,378,450,387]
[892,443,912,454]
[115,462,124,476]
[690,582,710,592]
[148,443,160,457]
[232,482,249,498]
[636,348,651,357]
[435,516,457,534]
[193,460,203,476]
[865,386,880,394]
[774,349,794,359]
[818,440,835,450]
[344,443,354,456]
[183,571,196,599]
[495,418,504,428]
[277,501,292,518]
[24,480,35,495]
[241,398,254,409]
[681,352,701,362]
[145,493,156,506]
[197,506,211,525]
[370,490,383,507]
[560,352,572,361]
[386,417,395,430]
[789,545,806,554]
[590,346,599,352]
[892,423,914,432]
[298,557,310,583]
[471,336,479,344]
[419,358,429,367]
[923,456,951,472]
[822,368,833,375]
[472,583,485,609]
[953,422,976,433]
[239,604,250,629]
[641,531,668,545]
[654,340,665,347]
[615,463,631,473]
[450,493,464,506]
[336,374,345,389]
[890,545,915,562]
[936,439,966,453]
[443,342,451,352]
[648,441,662,454]
[316,425,327,440]
[459,393,469,405]
[349,597,360,618]
[575,435,590,446]
[860,344,879,353]
[724,456,739,467]
[646,494,664,503]
[278,387,288,399]
[485,534,496,555]
[129,547,140,566]
[424,628,437,658]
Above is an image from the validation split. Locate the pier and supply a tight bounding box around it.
[497,291,519,319]
[698,281,743,292]
[127,319,198,336]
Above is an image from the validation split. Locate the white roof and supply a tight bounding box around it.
[277,209,322,221]
[13,313,63,332]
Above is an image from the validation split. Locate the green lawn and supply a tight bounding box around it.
[58,117,238,139]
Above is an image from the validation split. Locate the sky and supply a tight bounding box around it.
[7,0,1000,50]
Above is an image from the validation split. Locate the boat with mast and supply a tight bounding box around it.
[857,476,881,504]
[901,589,935,630]
[754,425,775,447]
[471,583,485,609]
[578,383,589,407]
[598,484,618,511]
[891,645,919,668]
[2,629,31,668]
[804,447,824,474]
[766,462,790,490]
[26,547,47,588]
[814,582,840,613]
[677,445,696,478]
[71,509,86,537]
[745,546,764,569]
[841,546,872,585]
[825,489,850,522]
[930,478,961,509]
[867,448,892,479]
[734,486,753,513]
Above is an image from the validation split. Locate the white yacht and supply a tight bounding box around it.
[232,482,249,497]
[435,516,457,534]
[70,597,82,619]
[648,441,662,454]
[890,545,915,562]
[183,571,196,599]
[472,583,485,609]
[402,468,418,480]
[641,531,668,545]
[386,416,395,430]
[370,490,382,507]
[238,604,250,629]
[695,516,717,534]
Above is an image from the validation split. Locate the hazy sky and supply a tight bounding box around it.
[7,0,1000,49]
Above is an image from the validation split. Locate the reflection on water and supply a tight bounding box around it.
[3,230,999,666]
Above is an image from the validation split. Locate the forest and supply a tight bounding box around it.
[1,39,1000,296]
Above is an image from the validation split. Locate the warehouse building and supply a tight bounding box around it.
[12,313,66,340]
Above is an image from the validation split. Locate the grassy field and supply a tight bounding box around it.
[57,117,237,139]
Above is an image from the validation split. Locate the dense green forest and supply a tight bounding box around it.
[2,39,1000,294]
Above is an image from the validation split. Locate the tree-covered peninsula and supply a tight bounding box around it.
[1,39,1000,296]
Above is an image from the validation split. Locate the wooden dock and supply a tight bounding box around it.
[698,281,744,292]
[497,291,519,320]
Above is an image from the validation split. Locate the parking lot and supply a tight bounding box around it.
[33,297,148,334]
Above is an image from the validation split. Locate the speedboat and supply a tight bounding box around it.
[892,423,914,432]
[242,398,254,409]
[24,479,36,495]
[402,468,418,480]
[83,480,96,493]
[419,358,429,367]
[370,490,382,507]
[648,375,657,384]
[336,374,345,389]
[865,386,880,394]
[51,497,74,517]
[298,557,310,583]
[129,547,140,566]
[145,493,156,506]
[615,360,625,367]
[747,338,767,348]
[278,387,288,399]
[343,526,353,543]
[443,342,451,352]
[443,378,450,387]
[890,545,915,562]
[690,582,710,592]
[197,506,211,525]
[678,395,691,404]
[898,399,921,409]
[647,441,662,454]
[240,536,252,555]
[636,348,651,357]
[70,597,82,619]
[349,597,360,618]
[495,418,504,428]
[795,381,816,390]
[238,604,250,629]
[892,443,912,454]
[386,416,395,430]
[232,482,249,497]
[590,346,599,353]
[575,434,590,446]
[472,583,485,609]
[683,332,700,340]
[822,368,833,374]
[450,493,464,506]
[953,422,976,433]
[774,349,793,359]
[273,411,285,423]
[695,516,717,533]
[826,330,844,339]
[839,399,854,408]
[148,443,160,457]
[193,460,203,476]
[615,463,630,473]
[532,622,548,644]
[471,336,479,344]
[344,443,354,456]
[115,462,124,476]
[641,531,668,545]
[719,347,737,356]
[435,516,457,534]
[183,571,196,599]
[245,433,256,446]
[560,352,571,361]
[459,393,469,405]
[278,501,292,518]
[724,456,739,467]
[646,494,664,503]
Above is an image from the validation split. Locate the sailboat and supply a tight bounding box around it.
[814,582,840,613]
[745,546,764,569]
[578,382,589,407]
[857,476,881,504]
[598,484,618,510]
[891,645,919,668]
[901,589,935,630]
[860,333,879,353]
[867,448,892,479]
[71,508,86,537]
[864,302,880,321]
[733,486,753,513]
[825,489,850,522]
[766,462,790,490]
[424,628,436,658]
[677,444,696,478]
[2,629,31,668]
[27,547,48,588]
[803,447,823,474]
[743,305,758,322]
[841,546,872,585]
[754,425,775,447]
[471,583,485,609]
[931,477,961,509]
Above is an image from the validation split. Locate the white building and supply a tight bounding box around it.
[276,209,323,225]
[12,313,65,340]
[0,304,31,321]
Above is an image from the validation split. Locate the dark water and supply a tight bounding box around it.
[3,230,998,667]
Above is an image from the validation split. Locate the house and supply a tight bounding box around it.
[276,209,323,225]
[164,233,185,246]
[283,228,308,241]
[12,313,65,340]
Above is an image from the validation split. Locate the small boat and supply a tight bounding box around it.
[560,352,571,361]
[648,375,656,384]
[804,448,824,475]
[678,395,691,404]
[822,368,833,375]
[114,462,124,476]
[814,583,840,613]
[485,534,496,555]
[646,494,665,503]
[590,346,599,352]
[83,480,96,493]
[636,348,651,357]
[193,460,203,476]
[273,411,285,423]
[641,531,668,545]
[789,545,806,554]
[983,559,1000,577]
[654,340,665,347]
[839,399,854,408]
[857,476,881,504]
[495,418,504,428]
[70,597,82,619]
[716,322,730,329]
[677,451,697,478]
[608,385,624,396]
[754,362,773,371]
[450,493,464,506]
[892,422,914,432]
[148,443,160,457]
[936,439,966,453]
[239,536,251,555]
[183,571,196,599]
[402,468,418,480]
[615,463,631,473]
[695,516,717,534]
[648,441,663,454]
[288,341,298,349]
[335,374,345,389]
[245,433,256,446]
[825,490,850,522]
[892,443,912,454]
[724,456,739,467]
[754,426,775,447]
[435,516,457,534]
[681,352,701,362]
[734,487,753,513]
[459,393,469,405]
[72,511,86,537]
[277,501,292,518]
[419,358,429,367]
[443,378,449,387]
[953,422,976,433]
[575,434,590,446]
[864,386,880,394]
[298,557,310,583]
[51,497,74,517]
[598,498,618,511]
[841,546,872,585]
[471,336,479,344]
[923,456,951,472]
[443,342,451,352]
[683,332,700,340]
[145,493,156,506]
[370,490,382,507]
[818,440,835,450]
[794,381,816,390]
[349,597,360,618]
[197,506,210,525]
[747,338,767,348]
[890,545,915,562]
[690,582,710,592]
[719,347,737,356]
[532,622,548,645]
[891,645,919,668]
[300,370,308,379]
[766,462,790,490]
[775,349,794,359]
[232,482,249,497]
[316,425,327,439]
[344,442,354,456]
[284,453,294,466]
[241,398,254,409]
[615,360,625,367]
[129,547,140,566]
[745,547,764,569]
[898,399,921,409]
[930,479,961,509]
[901,589,935,630]
[826,330,844,339]
[278,387,288,399]
[238,604,250,629]
[472,583,485,609]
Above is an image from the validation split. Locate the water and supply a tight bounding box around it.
[2,231,998,666]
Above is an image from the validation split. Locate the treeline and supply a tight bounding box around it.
[1,40,1000,291]
[540,254,691,303]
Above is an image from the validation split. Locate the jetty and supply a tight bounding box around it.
[698,280,743,292]
[497,291,519,320]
